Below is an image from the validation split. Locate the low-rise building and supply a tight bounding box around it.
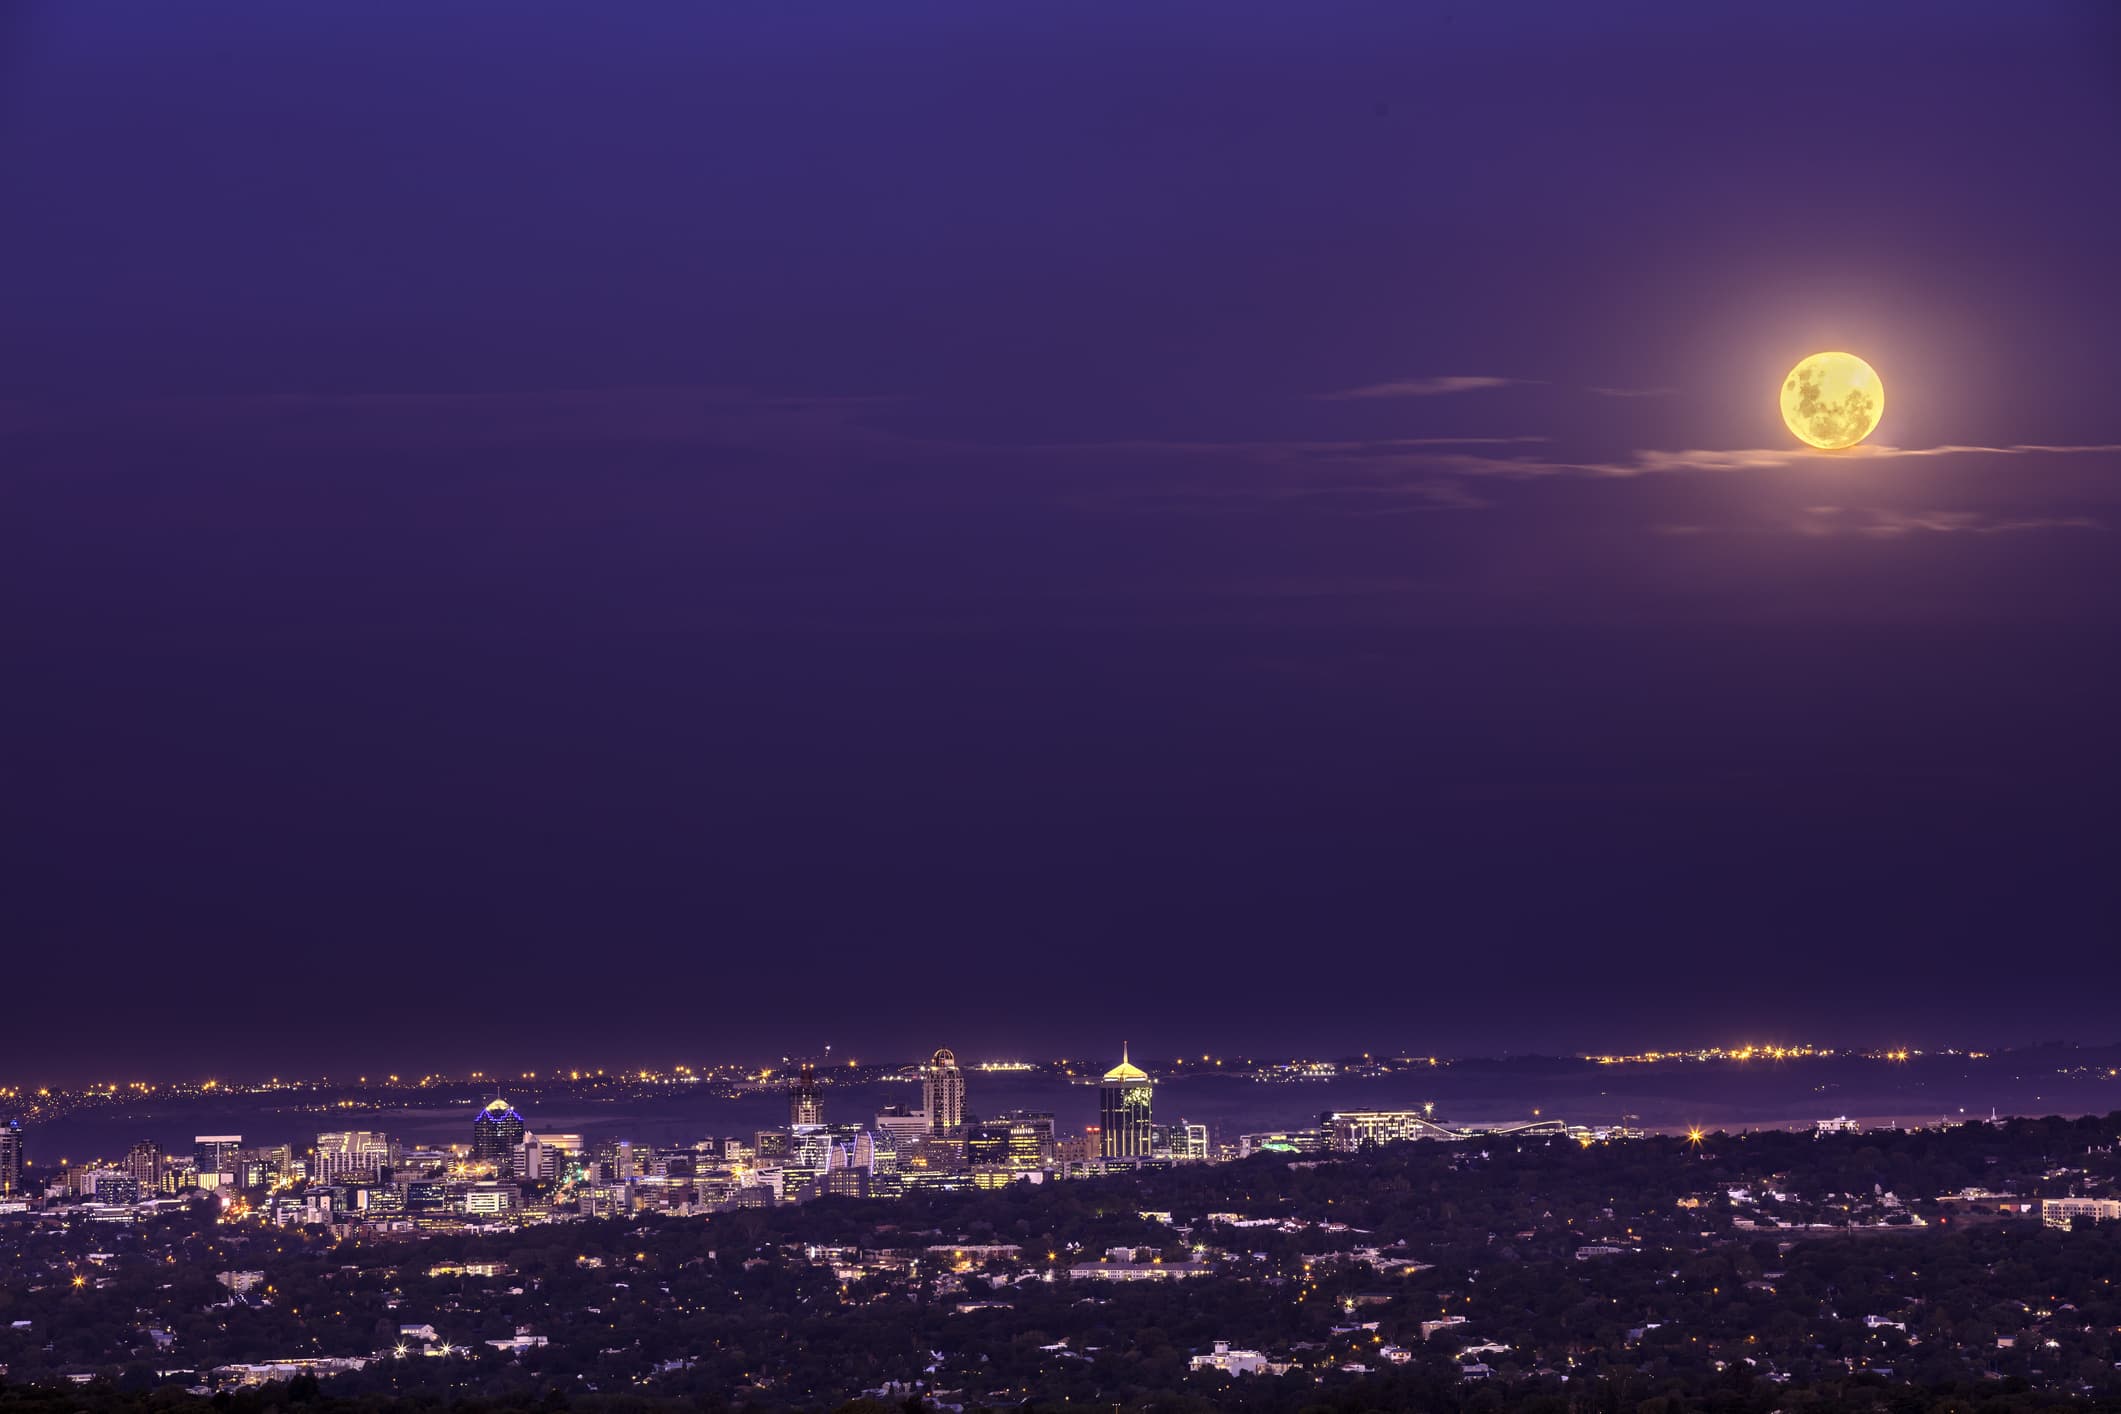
[2041,1197,2121,1229]
[1190,1342,1267,1375]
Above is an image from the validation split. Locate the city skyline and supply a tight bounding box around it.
[8,1026,2121,1404]
[0,1036,2018,1193]
[0,1032,2097,1092]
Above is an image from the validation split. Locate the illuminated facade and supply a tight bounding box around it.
[522,1132,582,1182]
[1324,1110,1563,1150]
[2043,1197,2121,1229]
[194,1135,243,1188]
[0,1119,22,1197]
[923,1048,965,1134]
[871,1107,932,1169]
[125,1140,164,1193]
[241,1145,292,1189]
[314,1130,394,1183]
[967,1117,1050,1170]
[471,1099,526,1176]
[1323,1109,1455,1150]
[789,1061,824,1127]
[1098,1045,1154,1159]
[995,1111,1056,1167]
[966,1121,1011,1169]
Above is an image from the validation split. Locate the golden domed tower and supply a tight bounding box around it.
[1098,1043,1153,1159]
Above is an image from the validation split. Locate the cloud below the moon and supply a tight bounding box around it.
[1312,375,1535,400]
[1401,442,2121,480]
[13,386,2117,538]
[1655,508,2106,539]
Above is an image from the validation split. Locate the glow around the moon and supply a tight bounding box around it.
[1781,351,1883,449]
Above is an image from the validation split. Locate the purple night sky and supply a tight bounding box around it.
[4,2,2118,1079]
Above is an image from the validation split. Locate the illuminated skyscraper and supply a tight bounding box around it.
[871,1106,930,1172]
[0,1119,23,1197]
[471,1099,527,1177]
[193,1135,243,1189]
[125,1141,164,1193]
[1098,1044,1154,1159]
[971,1112,1055,1169]
[965,1121,1011,1168]
[789,1061,824,1127]
[922,1048,965,1134]
[313,1130,394,1183]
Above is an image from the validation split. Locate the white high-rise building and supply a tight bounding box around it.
[313,1131,394,1183]
[922,1049,965,1134]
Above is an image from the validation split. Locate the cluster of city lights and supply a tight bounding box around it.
[1584,1044,1980,1066]
[0,1043,2058,1121]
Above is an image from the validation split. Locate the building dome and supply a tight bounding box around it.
[1102,1043,1150,1085]
[475,1098,523,1123]
[932,1048,957,1067]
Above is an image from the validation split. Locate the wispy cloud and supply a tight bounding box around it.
[1837,509,2104,538]
[998,434,1546,457]
[1106,478,1492,517]
[1656,507,2105,538]
[1861,443,2121,460]
[1313,375,1532,401]
[1056,435,2121,526]
[1408,442,2121,480]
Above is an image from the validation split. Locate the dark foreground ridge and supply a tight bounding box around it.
[7,1114,2121,1411]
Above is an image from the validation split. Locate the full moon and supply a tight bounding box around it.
[1780,351,1884,449]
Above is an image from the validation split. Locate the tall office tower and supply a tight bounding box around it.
[922,1048,966,1134]
[471,1099,527,1177]
[993,1111,1056,1167]
[821,1129,875,1198]
[519,1138,552,1181]
[0,1119,23,1197]
[125,1140,164,1192]
[313,1130,393,1183]
[871,1106,930,1172]
[785,1125,834,1195]
[874,1106,931,1141]
[1098,1044,1154,1159]
[527,1132,582,1182]
[193,1135,243,1188]
[968,1118,1052,1170]
[965,1120,1012,1168]
[789,1061,824,1127]
[241,1147,291,1190]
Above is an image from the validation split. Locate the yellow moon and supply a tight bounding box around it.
[1781,351,1883,449]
